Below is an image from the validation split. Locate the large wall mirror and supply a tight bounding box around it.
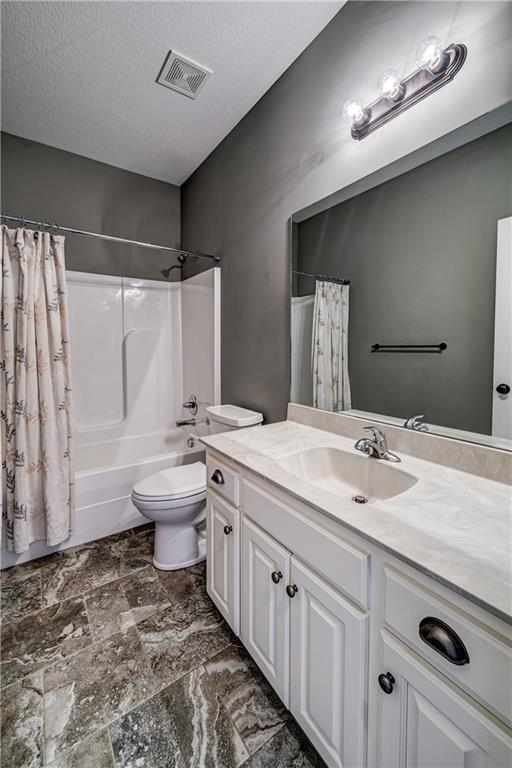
[290,110,511,450]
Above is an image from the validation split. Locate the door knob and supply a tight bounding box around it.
[211,469,225,484]
[271,571,283,583]
[286,584,298,598]
[378,672,395,694]
[496,383,510,395]
[223,525,232,535]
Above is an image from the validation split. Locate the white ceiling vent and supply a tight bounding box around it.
[156,50,212,99]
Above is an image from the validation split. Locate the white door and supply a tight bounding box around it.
[206,492,239,634]
[241,517,290,704]
[493,217,512,439]
[289,556,368,768]
[378,631,512,768]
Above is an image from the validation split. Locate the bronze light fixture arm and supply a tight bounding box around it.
[349,42,467,141]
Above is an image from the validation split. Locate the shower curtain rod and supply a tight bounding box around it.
[0,213,220,262]
[292,269,350,285]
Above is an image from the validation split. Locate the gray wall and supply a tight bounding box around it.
[296,125,512,435]
[1,133,181,280]
[182,0,512,423]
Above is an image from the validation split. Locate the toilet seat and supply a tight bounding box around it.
[132,462,206,502]
[131,488,206,511]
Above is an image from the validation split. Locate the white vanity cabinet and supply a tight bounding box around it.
[205,450,512,768]
[241,515,368,767]
[289,556,368,768]
[377,632,512,768]
[241,517,291,702]
[206,491,240,634]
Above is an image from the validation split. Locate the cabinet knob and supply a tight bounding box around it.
[419,617,469,666]
[223,525,233,535]
[378,672,395,694]
[271,571,283,584]
[496,383,510,395]
[286,584,298,598]
[211,469,225,485]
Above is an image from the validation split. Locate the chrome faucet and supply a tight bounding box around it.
[176,418,196,427]
[403,414,428,432]
[355,426,401,463]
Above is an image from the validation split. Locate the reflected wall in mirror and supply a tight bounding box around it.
[291,121,512,450]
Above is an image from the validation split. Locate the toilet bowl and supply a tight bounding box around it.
[131,462,207,570]
[131,404,263,571]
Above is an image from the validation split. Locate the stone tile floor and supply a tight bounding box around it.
[1,525,326,767]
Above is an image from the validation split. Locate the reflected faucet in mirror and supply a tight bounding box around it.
[355,426,401,463]
[403,414,429,432]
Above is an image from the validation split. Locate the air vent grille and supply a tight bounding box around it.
[156,51,212,99]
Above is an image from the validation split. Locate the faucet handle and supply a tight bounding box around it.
[363,426,386,443]
[182,394,199,416]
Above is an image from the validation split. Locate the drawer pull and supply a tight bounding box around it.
[271,571,283,584]
[223,525,233,535]
[211,469,225,485]
[378,672,395,694]
[419,617,470,666]
[286,584,298,598]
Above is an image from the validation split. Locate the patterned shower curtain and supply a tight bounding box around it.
[312,280,351,412]
[1,226,74,553]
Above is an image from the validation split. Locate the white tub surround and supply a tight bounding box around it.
[181,268,221,432]
[201,406,512,768]
[68,271,183,447]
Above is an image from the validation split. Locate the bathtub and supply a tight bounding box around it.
[1,431,205,569]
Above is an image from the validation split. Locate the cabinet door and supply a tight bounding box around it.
[378,632,512,768]
[241,517,290,705]
[290,557,368,768]
[206,492,239,634]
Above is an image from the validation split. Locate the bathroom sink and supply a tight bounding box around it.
[277,447,417,501]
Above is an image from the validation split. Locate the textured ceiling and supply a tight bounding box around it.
[1,1,344,185]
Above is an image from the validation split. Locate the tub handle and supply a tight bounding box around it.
[211,469,224,485]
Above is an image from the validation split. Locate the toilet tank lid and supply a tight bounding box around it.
[206,404,263,427]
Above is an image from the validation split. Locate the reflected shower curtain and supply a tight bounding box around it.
[1,226,74,553]
[312,280,351,412]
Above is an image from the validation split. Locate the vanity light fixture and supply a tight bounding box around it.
[344,36,467,140]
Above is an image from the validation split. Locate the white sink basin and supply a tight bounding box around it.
[277,447,417,502]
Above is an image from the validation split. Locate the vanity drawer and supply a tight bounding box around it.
[383,566,512,721]
[243,480,369,609]
[207,455,240,507]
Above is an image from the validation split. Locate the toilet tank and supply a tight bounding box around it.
[206,405,263,434]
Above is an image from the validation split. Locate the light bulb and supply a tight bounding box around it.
[416,36,449,74]
[343,99,363,121]
[378,69,405,102]
[342,99,370,127]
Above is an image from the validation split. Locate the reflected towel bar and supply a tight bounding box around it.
[371,343,447,353]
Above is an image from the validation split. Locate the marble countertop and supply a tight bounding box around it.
[201,420,512,624]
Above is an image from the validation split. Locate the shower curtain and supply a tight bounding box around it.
[1,226,74,553]
[312,279,351,412]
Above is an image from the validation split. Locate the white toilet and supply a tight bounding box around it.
[131,404,263,570]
